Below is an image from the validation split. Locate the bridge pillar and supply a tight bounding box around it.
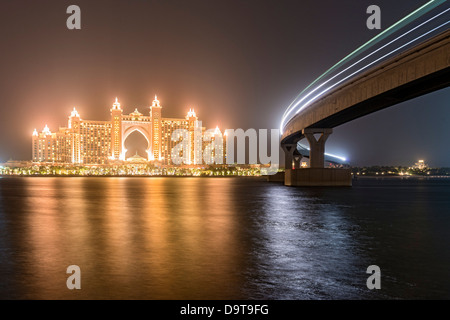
[283,128,351,186]
[293,155,302,169]
[281,143,297,170]
[303,128,332,168]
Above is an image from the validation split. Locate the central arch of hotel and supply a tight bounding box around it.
[121,121,152,161]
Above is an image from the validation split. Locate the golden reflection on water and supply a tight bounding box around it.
[3,177,450,299]
[20,177,243,299]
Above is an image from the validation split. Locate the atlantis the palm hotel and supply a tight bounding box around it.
[31,96,225,166]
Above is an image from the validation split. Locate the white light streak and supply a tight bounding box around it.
[280,8,450,133]
[280,5,450,134]
[293,20,450,120]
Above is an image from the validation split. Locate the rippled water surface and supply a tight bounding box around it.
[0,176,449,299]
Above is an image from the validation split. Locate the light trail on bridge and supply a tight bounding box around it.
[283,0,446,117]
[280,0,449,134]
[291,19,450,121]
[281,8,450,130]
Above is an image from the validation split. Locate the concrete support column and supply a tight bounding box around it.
[303,128,332,168]
[293,155,302,169]
[281,143,297,170]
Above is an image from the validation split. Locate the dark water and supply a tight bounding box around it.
[0,176,449,299]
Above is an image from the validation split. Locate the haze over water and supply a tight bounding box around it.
[0,176,449,299]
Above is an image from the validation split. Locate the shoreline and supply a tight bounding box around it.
[353,175,450,178]
[0,174,266,179]
[1,174,449,179]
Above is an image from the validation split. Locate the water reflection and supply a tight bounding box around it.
[0,177,248,299]
[252,186,369,299]
[0,177,449,299]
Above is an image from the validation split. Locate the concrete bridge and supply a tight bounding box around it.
[280,29,450,186]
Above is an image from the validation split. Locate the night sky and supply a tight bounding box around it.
[0,0,448,166]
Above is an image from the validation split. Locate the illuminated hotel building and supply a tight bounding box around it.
[32,96,225,165]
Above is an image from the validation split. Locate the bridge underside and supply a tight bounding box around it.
[282,66,450,145]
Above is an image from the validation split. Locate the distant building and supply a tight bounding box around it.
[32,96,226,165]
[413,159,428,170]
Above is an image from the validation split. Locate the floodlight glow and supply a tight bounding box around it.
[298,143,347,162]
